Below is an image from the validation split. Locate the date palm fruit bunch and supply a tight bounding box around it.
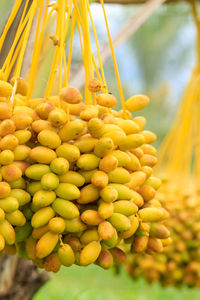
[0,79,170,272]
[126,185,200,287]
[125,2,200,287]
[0,0,170,272]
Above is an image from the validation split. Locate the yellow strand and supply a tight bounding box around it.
[79,0,93,104]
[15,0,39,78]
[100,0,125,110]
[33,0,44,46]
[75,9,84,62]
[59,234,64,247]
[0,0,23,51]
[79,0,90,103]
[63,0,73,39]
[76,20,87,75]
[65,9,76,86]
[73,0,84,34]
[2,4,34,74]
[63,48,68,87]
[156,70,198,176]
[45,0,72,97]
[27,0,53,101]
[10,79,18,108]
[87,2,107,93]
[18,0,30,32]
[45,7,61,99]
[44,44,60,98]
[74,0,92,78]
[58,0,65,92]
[4,29,26,80]
[92,55,103,85]
[156,70,200,186]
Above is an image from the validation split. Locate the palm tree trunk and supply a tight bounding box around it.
[0,255,49,300]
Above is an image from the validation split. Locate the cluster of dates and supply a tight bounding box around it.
[0,76,169,272]
[126,183,200,287]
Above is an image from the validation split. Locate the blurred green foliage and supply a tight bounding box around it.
[126,4,192,90]
[0,0,15,31]
[34,265,200,300]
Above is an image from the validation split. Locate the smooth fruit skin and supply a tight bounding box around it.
[99,186,118,203]
[80,229,99,245]
[31,207,55,228]
[52,198,79,219]
[50,157,69,175]
[58,244,75,266]
[0,197,19,213]
[88,118,104,138]
[96,94,117,108]
[0,233,5,251]
[138,207,165,222]
[32,225,49,239]
[120,216,139,239]
[58,120,84,142]
[108,167,131,184]
[99,154,118,173]
[59,87,82,104]
[98,221,114,240]
[10,189,31,206]
[113,200,138,216]
[41,173,59,190]
[29,146,56,164]
[33,190,56,208]
[1,164,22,182]
[55,183,80,200]
[56,144,80,163]
[81,210,103,226]
[59,171,85,187]
[36,232,59,258]
[108,213,131,232]
[48,217,65,233]
[25,164,50,180]
[0,150,14,165]
[38,130,61,149]
[0,208,5,222]
[0,219,15,245]
[80,241,101,266]
[132,235,149,253]
[125,95,149,112]
[0,102,12,118]
[64,217,87,233]
[77,184,99,204]
[6,210,26,226]
[77,154,100,171]
[0,182,11,198]
[74,136,97,153]
[97,250,113,269]
[110,150,130,167]
[91,171,108,189]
